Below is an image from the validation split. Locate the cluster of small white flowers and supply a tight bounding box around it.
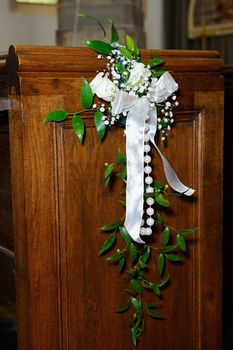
[158,96,179,141]
[95,44,179,134]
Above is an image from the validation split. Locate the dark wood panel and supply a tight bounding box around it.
[0,113,14,251]
[2,46,223,350]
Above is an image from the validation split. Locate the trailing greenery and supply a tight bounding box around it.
[99,150,196,345]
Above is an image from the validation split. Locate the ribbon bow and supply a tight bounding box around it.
[111,72,195,244]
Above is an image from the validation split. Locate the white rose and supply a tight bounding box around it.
[90,72,119,102]
[127,62,151,87]
[148,72,178,103]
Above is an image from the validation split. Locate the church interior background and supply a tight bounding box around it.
[0,0,232,349]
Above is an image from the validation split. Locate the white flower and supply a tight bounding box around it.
[148,72,178,103]
[90,72,119,102]
[127,62,151,87]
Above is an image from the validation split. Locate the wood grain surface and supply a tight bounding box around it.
[1,46,224,349]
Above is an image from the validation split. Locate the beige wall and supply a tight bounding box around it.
[145,0,164,49]
[0,0,164,52]
[0,0,57,52]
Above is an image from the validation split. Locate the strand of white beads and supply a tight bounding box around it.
[140,115,155,236]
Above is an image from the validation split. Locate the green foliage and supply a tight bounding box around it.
[149,54,165,68]
[118,257,125,272]
[161,226,170,246]
[119,227,132,247]
[131,279,142,295]
[117,303,130,313]
[176,234,187,252]
[100,221,121,232]
[99,232,116,255]
[140,245,151,264]
[158,253,165,276]
[166,253,183,262]
[129,243,138,263]
[98,151,196,345]
[85,40,112,55]
[72,115,85,143]
[80,79,93,109]
[147,309,164,319]
[119,47,133,60]
[159,244,177,253]
[178,227,198,236]
[125,35,135,52]
[43,110,68,124]
[151,70,166,78]
[79,13,107,37]
[109,19,119,43]
[94,111,106,140]
[131,297,143,346]
[155,194,170,207]
[156,275,170,288]
[118,165,127,180]
[103,163,114,186]
[116,149,126,164]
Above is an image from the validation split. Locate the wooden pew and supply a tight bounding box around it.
[0,45,224,350]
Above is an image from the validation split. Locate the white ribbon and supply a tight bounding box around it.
[111,72,195,243]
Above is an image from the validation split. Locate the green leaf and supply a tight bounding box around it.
[141,245,151,264]
[109,19,119,43]
[119,199,126,207]
[161,226,170,246]
[131,279,142,295]
[118,165,127,180]
[131,297,142,317]
[43,110,68,124]
[94,111,106,140]
[80,79,93,109]
[114,64,129,75]
[85,40,112,55]
[156,275,170,288]
[125,35,135,52]
[107,252,123,262]
[151,70,166,78]
[176,234,187,252]
[117,303,130,313]
[99,232,116,255]
[149,54,165,68]
[131,324,142,346]
[116,149,126,164]
[178,227,198,236]
[147,310,164,319]
[153,181,165,191]
[159,244,177,253]
[166,253,183,262]
[158,253,165,276]
[78,13,106,37]
[129,243,138,263]
[125,288,137,297]
[153,286,161,296]
[156,211,163,224]
[119,47,133,60]
[155,194,170,207]
[118,257,125,272]
[141,280,151,289]
[119,227,132,247]
[72,115,85,143]
[103,163,114,186]
[145,303,161,309]
[100,221,121,232]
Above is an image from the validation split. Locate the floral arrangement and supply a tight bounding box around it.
[43,14,196,346]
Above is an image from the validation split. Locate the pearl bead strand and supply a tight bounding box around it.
[140,116,155,236]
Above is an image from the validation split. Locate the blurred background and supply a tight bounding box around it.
[0,1,233,349]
